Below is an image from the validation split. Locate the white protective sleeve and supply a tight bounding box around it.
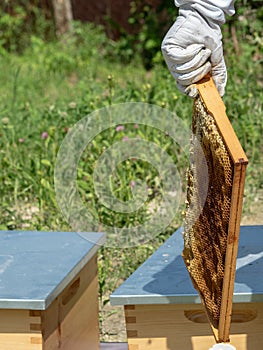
[174,1,236,25]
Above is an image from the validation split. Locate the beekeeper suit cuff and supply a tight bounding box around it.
[174,1,235,26]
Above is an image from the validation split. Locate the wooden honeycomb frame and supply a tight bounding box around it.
[183,76,248,343]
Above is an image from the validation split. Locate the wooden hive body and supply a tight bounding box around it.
[0,230,105,350]
[111,225,263,350]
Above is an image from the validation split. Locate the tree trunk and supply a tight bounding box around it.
[52,0,73,37]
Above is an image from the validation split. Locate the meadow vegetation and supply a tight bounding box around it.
[0,1,262,339]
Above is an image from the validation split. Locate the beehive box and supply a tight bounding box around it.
[0,230,105,350]
[111,226,263,350]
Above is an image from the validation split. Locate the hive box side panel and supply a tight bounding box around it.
[125,303,263,350]
[0,309,42,349]
[43,254,100,350]
[125,304,214,350]
[230,303,263,350]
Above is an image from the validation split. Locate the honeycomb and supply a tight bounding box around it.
[182,96,234,329]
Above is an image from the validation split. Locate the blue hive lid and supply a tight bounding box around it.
[0,230,105,310]
[111,226,263,306]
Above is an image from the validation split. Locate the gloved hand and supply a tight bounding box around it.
[161,9,226,97]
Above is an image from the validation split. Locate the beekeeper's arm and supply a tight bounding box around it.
[161,1,236,97]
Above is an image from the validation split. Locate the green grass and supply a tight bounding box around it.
[0,20,262,338]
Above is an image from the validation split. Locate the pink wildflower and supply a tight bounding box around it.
[134,124,139,129]
[18,138,24,143]
[130,180,136,188]
[116,125,124,132]
[122,136,129,142]
[41,131,49,139]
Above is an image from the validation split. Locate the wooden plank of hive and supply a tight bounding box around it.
[196,76,247,164]
[196,76,248,343]
[219,161,247,342]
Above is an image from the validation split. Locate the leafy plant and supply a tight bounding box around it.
[0,2,55,53]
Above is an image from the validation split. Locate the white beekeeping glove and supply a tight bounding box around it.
[209,343,236,350]
[161,8,227,97]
